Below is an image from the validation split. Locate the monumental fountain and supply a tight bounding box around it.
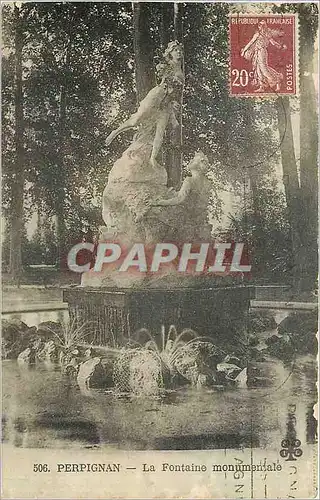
[63,42,254,348]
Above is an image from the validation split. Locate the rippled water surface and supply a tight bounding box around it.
[2,355,317,450]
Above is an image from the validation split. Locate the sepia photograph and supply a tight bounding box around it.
[1,1,318,498]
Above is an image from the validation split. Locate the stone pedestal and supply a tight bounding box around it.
[63,286,255,347]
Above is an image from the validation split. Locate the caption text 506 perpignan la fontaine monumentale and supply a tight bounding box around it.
[33,460,283,474]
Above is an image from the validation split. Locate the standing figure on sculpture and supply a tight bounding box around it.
[105,40,184,168]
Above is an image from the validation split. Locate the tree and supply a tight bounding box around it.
[3,3,303,285]
[298,3,318,290]
[273,2,318,290]
[132,3,183,188]
[3,3,137,270]
[228,181,292,281]
[133,3,156,102]
[276,96,303,282]
[156,2,183,188]
[169,2,183,188]
[21,3,134,262]
[2,4,29,280]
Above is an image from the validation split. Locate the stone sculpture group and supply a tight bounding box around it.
[82,41,213,287]
[102,41,212,243]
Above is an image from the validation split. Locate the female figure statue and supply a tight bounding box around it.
[105,41,184,167]
[152,151,212,241]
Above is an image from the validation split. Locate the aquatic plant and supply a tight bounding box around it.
[113,348,165,396]
[135,325,220,373]
[137,325,194,372]
[43,318,92,351]
[113,326,202,395]
[117,325,225,391]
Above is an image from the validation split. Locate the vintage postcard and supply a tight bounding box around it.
[1,1,318,499]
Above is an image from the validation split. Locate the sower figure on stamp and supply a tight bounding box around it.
[241,20,287,92]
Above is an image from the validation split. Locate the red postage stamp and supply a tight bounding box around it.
[229,14,297,96]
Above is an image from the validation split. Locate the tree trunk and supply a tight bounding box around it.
[9,5,24,282]
[133,3,156,103]
[133,3,183,188]
[162,2,184,189]
[299,73,318,290]
[56,20,72,269]
[247,170,265,277]
[297,4,318,291]
[168,2,183,189]
[160,4,173,185]
[55,81,67,268]
[174,2,183,41]
[276,96,303,282]
[244,104,266,278]
[160,3,173,49]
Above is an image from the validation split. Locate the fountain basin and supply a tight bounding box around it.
[63,285,255,346]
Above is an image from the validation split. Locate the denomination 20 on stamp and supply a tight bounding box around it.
[229,14,297,96]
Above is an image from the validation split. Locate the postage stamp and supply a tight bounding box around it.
[229,14,298,96]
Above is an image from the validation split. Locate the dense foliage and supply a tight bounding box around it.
[227,182,293,280]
